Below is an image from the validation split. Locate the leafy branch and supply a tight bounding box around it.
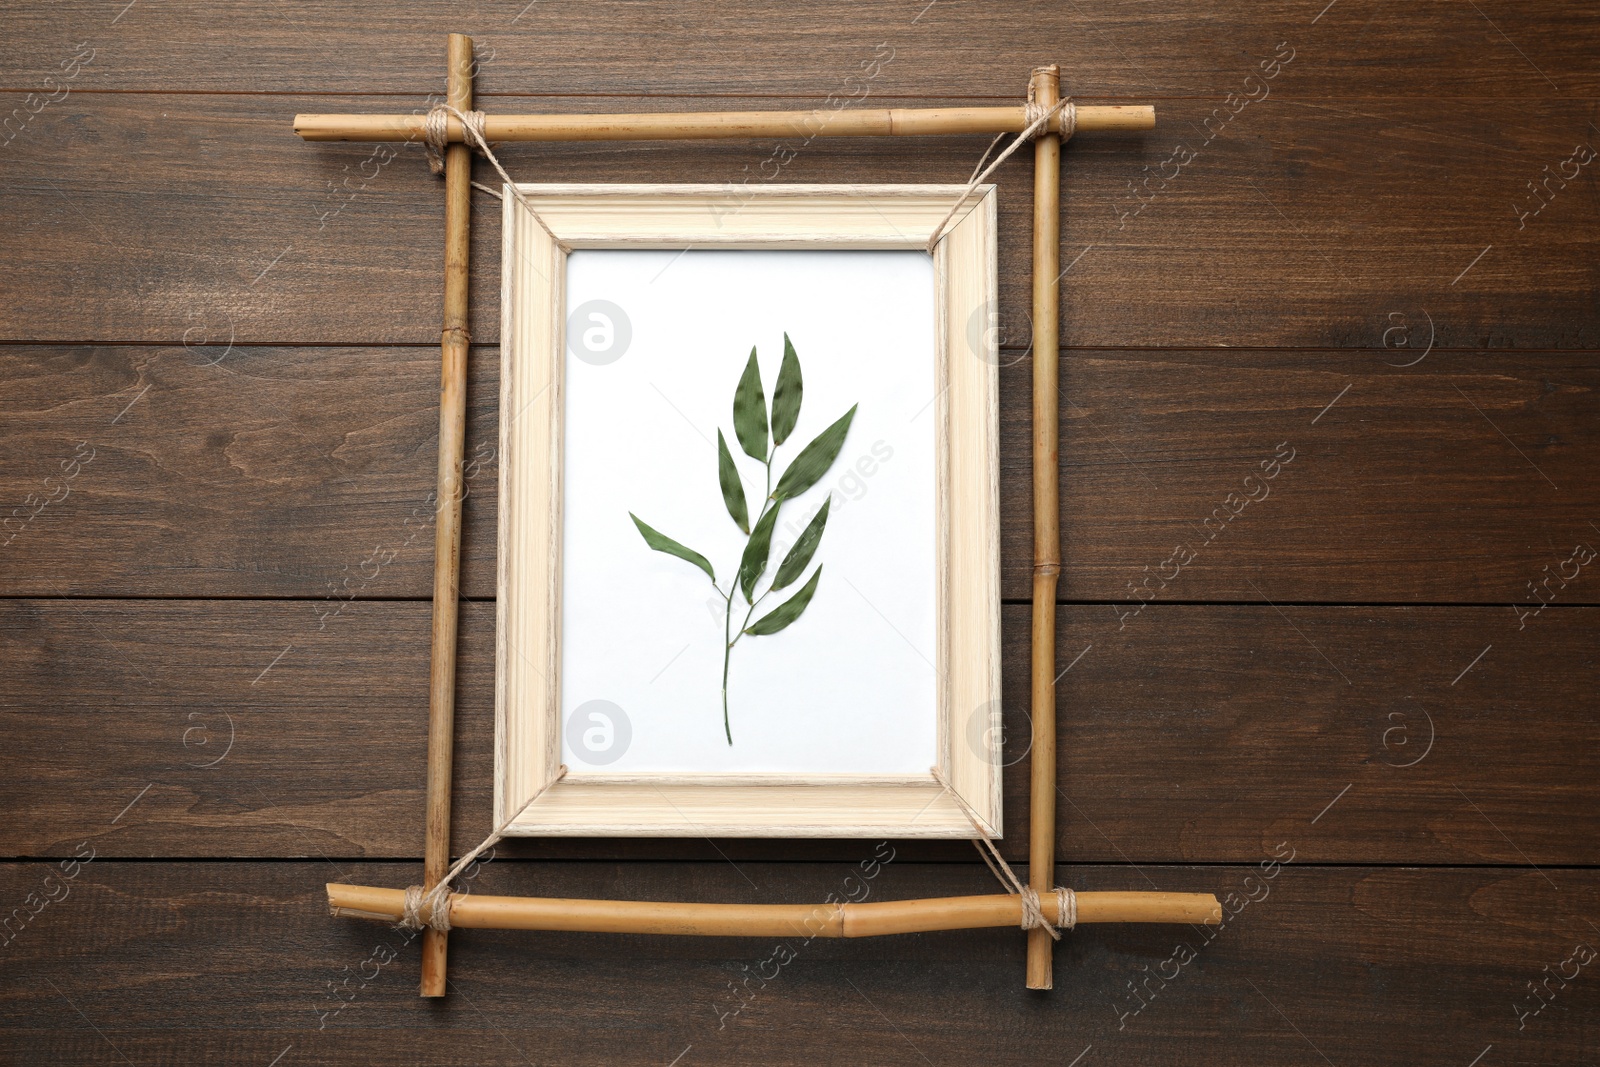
[630,333,857,744]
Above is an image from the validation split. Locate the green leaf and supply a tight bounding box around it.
[737,506,779,602]
[716,430,750,534]
[772,404,857,501]
[732,346,768,462]
[772,497,829,590]
[630,513,716,583]
[771,333,803,446]
[746,565,823,636]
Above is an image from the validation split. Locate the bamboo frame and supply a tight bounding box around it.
[328,884,1222,935]
[293,36,1190,999]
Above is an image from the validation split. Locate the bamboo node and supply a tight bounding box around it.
[1032,562,1061,576]
[442,324,472,347]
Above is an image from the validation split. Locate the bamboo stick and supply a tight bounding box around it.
[328,884,1222,936]
[292,104,1154,143]
[1026,65,1063,992]
[420,31,475,1000]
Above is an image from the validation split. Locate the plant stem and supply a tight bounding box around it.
[720,587,734,744]
[722,446,778,746]
[723,547,777,748]
[736,589,770,636]
[721,585,775,745]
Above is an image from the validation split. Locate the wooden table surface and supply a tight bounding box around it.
[4,3,1597,1063]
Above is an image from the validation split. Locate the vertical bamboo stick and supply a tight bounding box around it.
[1026,64,1062,992]
[420,32,475,999]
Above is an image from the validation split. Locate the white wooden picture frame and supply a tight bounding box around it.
[497,184,1000,837]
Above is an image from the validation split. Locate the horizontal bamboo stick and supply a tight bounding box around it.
[293,104,1154,143]
[326,884,1220,937]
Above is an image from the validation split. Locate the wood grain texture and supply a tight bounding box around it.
[3,93,1598,348]
[4,344,1594,603]
[4,0,1597,96]
[1,860,1596,1065]
[2,599,1593,866]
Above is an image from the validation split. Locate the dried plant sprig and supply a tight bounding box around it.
[632,333,856,744]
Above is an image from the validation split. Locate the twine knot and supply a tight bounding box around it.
[1055,886,1076,931]
[1019,887,1064,941]
[400,883,453,932]
[924,92,1074,253]
[930,767,1075,940]
[423,104,487,175]
[419,103,570,251]
[398,765,569,932]
[1024,66,1076,142]
[1018,886,1074,933]
[1022,94,1075,144]
[1023,99,1076,139]
[1018,885,1047,931]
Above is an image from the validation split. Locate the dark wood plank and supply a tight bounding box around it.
[3,93,1598,348]
[0,344,501,600]
[1053,346,1600,603]
[3,599,1593,865]
[5,344,1594,603]
[1,860,1594,1064]
[4,0,1596,97]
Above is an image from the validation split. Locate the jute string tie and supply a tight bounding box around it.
[923,92,1074,254]
[422,104,571,251]
[400,765,569,932]
[421,99,1069,261]
[930,767,1074,937]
